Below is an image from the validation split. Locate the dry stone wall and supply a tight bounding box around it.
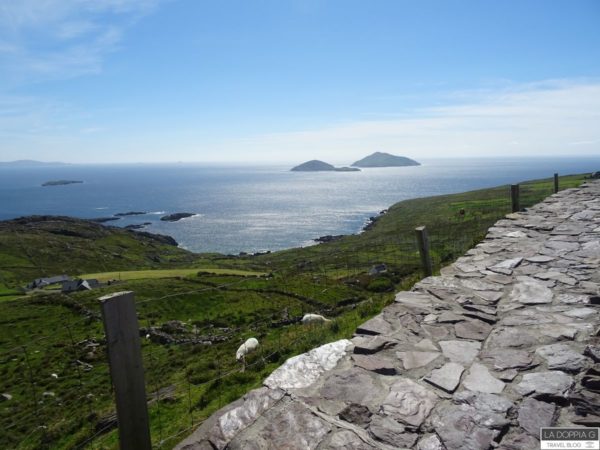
[177,180,600,450]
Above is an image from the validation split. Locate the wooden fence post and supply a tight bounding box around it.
[100,291,152,450]
[554,173,559,193]
[415,226,433,277]
[511,184,520,213]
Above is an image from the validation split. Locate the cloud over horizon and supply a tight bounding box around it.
[227,79,600,163]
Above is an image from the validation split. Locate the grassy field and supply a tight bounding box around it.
[80,268,266,282]
[0,173,591,449]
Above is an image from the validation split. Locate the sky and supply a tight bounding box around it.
[0,0,599,164]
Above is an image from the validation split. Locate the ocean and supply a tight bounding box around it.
[1,157,598,254]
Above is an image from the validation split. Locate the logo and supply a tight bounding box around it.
[540,428,600,449]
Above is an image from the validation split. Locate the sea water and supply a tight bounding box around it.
[0,157,598,254]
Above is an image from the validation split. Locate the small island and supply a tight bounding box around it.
[351,152,420,168]
[160,212,195,222]
[290,160,361,172]
[41,180,83,187]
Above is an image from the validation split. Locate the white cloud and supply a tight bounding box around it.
[0,0,162,81]
[227,79,600,162]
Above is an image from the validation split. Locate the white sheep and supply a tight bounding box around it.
[301,313,331,324]
[236,337,259,363]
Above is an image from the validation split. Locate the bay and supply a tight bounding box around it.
[0,157,598,254]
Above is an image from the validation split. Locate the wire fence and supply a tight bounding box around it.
[0,176,568,449]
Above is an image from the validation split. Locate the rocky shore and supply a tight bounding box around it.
[176,180,600,450]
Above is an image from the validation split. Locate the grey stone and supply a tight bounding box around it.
[264,339,352,390]
[437,311,464,323]
[325,430,377,449]
[497,369,518,381]
[414,338,439,352]
[254,401,331,450]
[381,378,438,427]
[338,403,372,427]
[486,327,543,349]
[558,293,591,305]
[453,390,513,414]
[545,240,580,252]
[509,276,554,304]
[416,434,444,450]
[356,315,394,336]
[535,343,588,372]
[454,320,492,341]
[584,345,600,362]
[394,291,437,309]
[397,351,441,370]
[515,371,574,399]
[422,325,450,341]
[439,340,481,365]
[525,255,556,263]
[352,335,395,355]
[462,363,505,394]
[488,257,523,275]
[431,402,509,450]
[460,278,504,291]
[320,368,383,407]
[368,414,418,447]
[517,397,556,436]
[425,362,465,393]
[480,348,534,370]
[352,354,397,375]
[563,307,597,319]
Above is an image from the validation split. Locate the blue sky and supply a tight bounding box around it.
[0,0,599,163]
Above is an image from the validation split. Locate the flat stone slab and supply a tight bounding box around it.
[381,378,439,427]
[462,363,505,394]
[439,340,481,365]
[479,348,534,371]
[264,339,352,390]
[352,336,395,355]
[525,255,556,263]
[368,415,418,448]
[454,320,492,341]
[424,362,464,393]
[397,351,441,370]
[352,354,397,375]
[431,402,509,450]
[488,257,523,275]
[515,371,574,399]
[518,397,556,436]
[509,276,554,304]
[535,343,588,372]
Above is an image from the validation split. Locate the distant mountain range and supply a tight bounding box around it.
[291,152,420,172]
[0,160,68,167]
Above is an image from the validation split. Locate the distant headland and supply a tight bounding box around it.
[0,160,68,167]
[291,152,420,172]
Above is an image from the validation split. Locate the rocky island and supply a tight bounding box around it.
[290,160,360,172]
[41,180,83,187]
[114,211,147,217]
[352,152,420,167]
[160,212,195,222]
